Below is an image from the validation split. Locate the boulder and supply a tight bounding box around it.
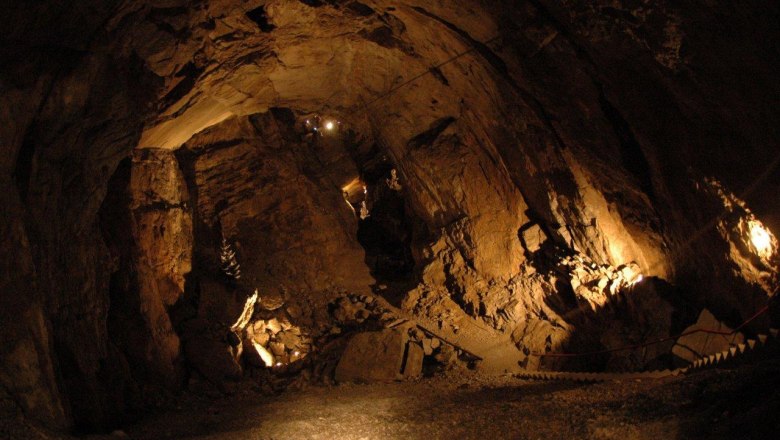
[335,329,407,383]
[184,336,242,387]
[422,338,433,355]
[672,309,744,363]
[266,319,282,335]
[402,342,424,378]
[269,342,286,357]
[198,280,255,327]
[277,331,301,348]
[520,224,547,254]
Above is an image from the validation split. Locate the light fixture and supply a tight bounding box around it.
[325,121,335,131]
[252,342,274,368]
[749,220,774,257]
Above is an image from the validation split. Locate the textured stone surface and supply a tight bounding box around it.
[128,149,191,384]
[177,112,374,315]
[401,342,424,378]
[0,0,778,432]
[335,330,406,383]
[673,309,745,363]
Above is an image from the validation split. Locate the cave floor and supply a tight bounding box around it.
[116,362,780,440]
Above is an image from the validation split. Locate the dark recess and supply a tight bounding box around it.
[407,116,456,149]
[160,62,204,110]
[598,92,656,200]
[357,192,415,284]
[299,0,325,7]
[13,127,36,202]
[347,2,375,17]
[246,6,276,32]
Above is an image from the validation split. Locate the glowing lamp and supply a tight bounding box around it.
[252,342,274,368]
[749,221,773,256]
[325,121,335,130]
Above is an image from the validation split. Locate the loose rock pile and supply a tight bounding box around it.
[554,253,643,311]
[327,293,468,382]
[329,293,384,327]
[243,317,312,367]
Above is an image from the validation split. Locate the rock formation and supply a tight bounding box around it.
[1,0,778,433]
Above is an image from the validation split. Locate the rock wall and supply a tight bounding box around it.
[104,149,192,389]
[175,112,373,317]
[0,0,778,432]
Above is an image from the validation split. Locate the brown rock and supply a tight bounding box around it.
[269,342,286,357]
[266,319,282,335]
[277,331,301,349]
[184,336,242,386]
[402,342,424,378]
[252,332,270,347]
[672,309,745,363]
[335,330,407,383]
[198,280,257,329]
[521,224,547,254]
[422,338,434,356]
[2,0,779,430]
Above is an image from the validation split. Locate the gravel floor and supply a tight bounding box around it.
[4,363,778,440]
[120,362,780,440]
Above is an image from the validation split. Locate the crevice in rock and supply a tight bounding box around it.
[13,127,36,202]
[246,6,276,33]
[298,0,325,8]
[597,90,656,200]
[407,117,456,149]
[428,66,450,86]
[160,62,204,111]
[346,2,375,17]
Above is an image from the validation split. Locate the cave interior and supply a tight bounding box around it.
[1,0,779,438]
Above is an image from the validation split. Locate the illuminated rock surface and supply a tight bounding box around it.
[0,0,778,435]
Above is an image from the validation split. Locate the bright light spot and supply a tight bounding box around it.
[252,342,274,367]
[630,274,644,286]
[231,291,258,331]
[275,362,283,367]
[294,351,300,356]
[750,221,774,257]
[325,121,335,130]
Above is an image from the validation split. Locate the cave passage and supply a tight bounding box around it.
[1,0,779,438]
[354,160,417,304]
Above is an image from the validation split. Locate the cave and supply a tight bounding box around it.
[1,1,779,439]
